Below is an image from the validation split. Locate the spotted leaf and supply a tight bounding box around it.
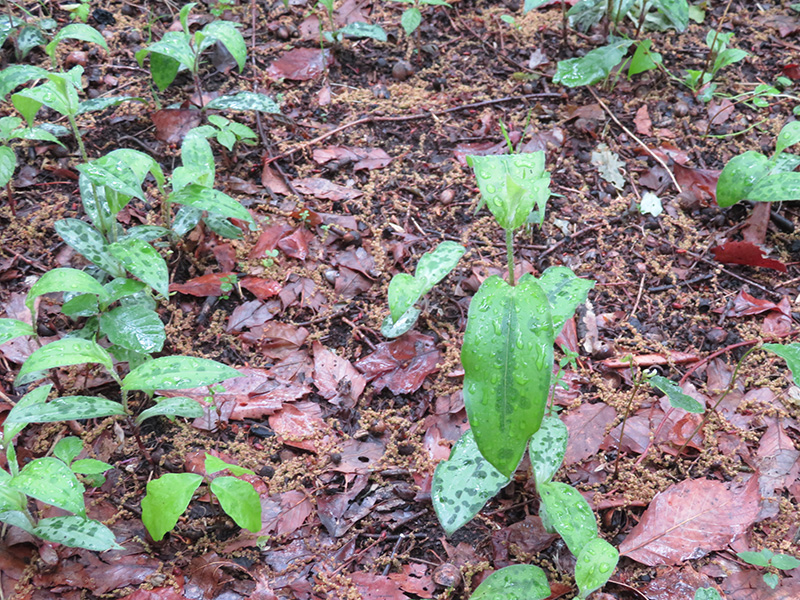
[538,481,598,557]
[35,516,121,551]
[471,564,550,600]
[0,318,34,345]
[122,356,240,392]
[528,415,568,486]
[4,396,124,424]
[537,266,595,336]
[9,457,85,516]
[109,238,169,299]
[100,304,166,354]
[26,267,108,314]
[54,219,125,277]
[575,537,619,599]
[15,338,116,386]
[135,396,204,425]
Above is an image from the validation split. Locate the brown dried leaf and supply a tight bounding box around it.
[312,341,366,407]
[292,177,363,200]
[268,404,333,453]
[635,105,652,136]
[266,48,333,81]
[563,402,617,465]
[240,276,282,301]
[170,272,235,297]
[277,228,314,261]
[152,109,202,144]
[240,322,309,360]
[355,332,441,395]
[351,572,410,600]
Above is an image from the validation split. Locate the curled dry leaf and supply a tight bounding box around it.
[152,109,202,144]
[634,105,653,136]
[266,48,333,81]
[268,403,334,453]
[312,341,366,408]
[292,177,363,201]
[355,332,441,395]
[711,241,788,273]
[239,276,282,301]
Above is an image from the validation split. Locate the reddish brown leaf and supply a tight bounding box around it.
[266,48,333,81]
[355,332,441,395]
[783,63,800,80]
[292,177,363,200]
[742,201,771,246]
[563,402,617,465]
[334,248,379,279]
[334,266,373,299]
[312,146,393,171]
[312,341,366,407]
[240,322,309,360]
[351,572,409,600]
[212,243,236,272]
[261,163,291,195]
[227,300,277,332]
[152,109,202,144]
[711,241,787,272]
[277,228,314,260]
[170,272,235,297]
[639,565,722,600]
[723,569,800,600]
[757,419,800,498]
[249,223,294,259]
[388,564,436,598]
[634,105,652,136]
[240,276,282,300]
[673,163,720,201]
[118,588,189,600]
[619,476,760,566]
[268,404,333,453]
[762,311,793,337]
[331,440,385,474]
[724,289,791,317]
[279,277,326,312]
[708,98,735,126]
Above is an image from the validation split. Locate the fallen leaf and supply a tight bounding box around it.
[170,272,236,297]
[673,163,720,201]
[279,276,326,312]
[708,98,735,126]
[331,439,385,474]
[249,222,294,259]
[292,177,363,200]
[619,476,760,565]
[563,402,617,465]
[388,564,436,598]
[316,474,371,537]
[757,419,800,499]
[762,311,793,337]
[783,63,800,81]
[312,146,393,171]
[351,572,409,600]
[742,202,771,246]
[334,247,379,279]
[227,300,277,332]
[152,109,202,144]
[312,341,366,407]
[635,105,652,136]
[711,241,787,272]
[723,569,800,600]
[638,565,722,600]
[333,266,374,299]
[266,48,333,81]
[723,289,791,317]
[268,404,333,453]
[261,163,291,195]
[601,351,699,368]
[277,228,314,261]
[355,332,441,395]
[240,322,309,360]
[240,277,282,300]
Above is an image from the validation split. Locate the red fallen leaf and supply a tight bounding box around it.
[711,241,788,272]
[212,243,236,272]
[277,228,314,261]
[333,265,374,299]
[652,142,689,165]
[562,402,617,465]
[261,162,290,195]
[783,63,800,81]
[331,439,385,474]
[279,276,327,312]
[673,163,720,200]
[723,289,791,317]
[491,516,559,566]
[351,572,410,600]
[227,300,277,332]
[355,331,441,395]
[240,276,282,300]
[518,126,565,153]
[118,588,190,600]
[170,272,236,296]
[249,222,294,259]
[312,340,366,407]
[762,311,793,337]
[639,565,722,600]
[269,403,333,453]
[240,321,309,360]
[388,564,436,598]
[258,490,314,537]
[723,567,800,599]
[742,201,771,246]
[453,139,508,166]
[334,247,379,279]
[757,419,800,498]
[292,177,363,200]
[619,475,760,566]
[152,109,202,144]
[758,13,800,38]
[634,104,652,136]
[266,48,333,81]
[316,474,371,537]
[290,206,323,227]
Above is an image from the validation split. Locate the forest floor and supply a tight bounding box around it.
[1,0,800,598]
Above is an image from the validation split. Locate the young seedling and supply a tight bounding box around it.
[737,549,800,589]
[390,0,451,39]
[191,115,257,168]
[315,0,387,45]
[685,29,748,101]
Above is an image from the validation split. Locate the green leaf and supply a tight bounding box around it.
[205,92,281,113]
[0,510,35,533]
[76,96,138,115]
[9,457,85,516]
[175,131,215,189]
[467,152,550,229]
[575,537,619,599]
[61,293,99,318]
[652,0,689,32]
[462,274,553,477]
[108,238,169,299]
[747,172,800,203]
[149,51,181,91]
[71,458,113,475]
[141,472,202,541]
[380,307,421,338]
[201,21,246,71]
[100,304,165,354]
[204,453,254,476]
[53,436,84,464]
[713,48,748,74]
[648,375,704,413]
[0,64,48,99]
[54,219,126,277]
[387,274,419,323]
[5,396,124,424]
[431,430,511,535]
[136,30,195,73]
[553,40,634,88]
[775,122,800,157]
[537,266,595,336]
[135,396,204,425]
[715,151,771,208]
[0,145,15,187]
[401,7,422,36]
[628,39,662,77]
[15,338,115,386]
[538,481,597,556]
[771,553,800,570]
[338,22,387,42]
[737,550,772,567]
[104,278,148,304]
[470,564,550,600]
[168,184,254,225]
[523,0,552,12]
[528,416,568,486]
[45,23,108,60]
[122,355,240,392]
[694,588,722,600]
[763,573,780,589]
[4,385,50,444]
[0,318,34,345]
[35,515,121,551]
[210,476,261,532]
[26,267,108,315]
[17,25,46,58]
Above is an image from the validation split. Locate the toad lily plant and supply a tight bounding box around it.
[429,151,618,599]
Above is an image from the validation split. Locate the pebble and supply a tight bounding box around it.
[392,60,414,81]
[66,51,87,67]
[674,100,690,117]
[432,563,461,587]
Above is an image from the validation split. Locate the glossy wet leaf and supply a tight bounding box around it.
[553,40,633,88]
[122,355,240,392]
[338,22,387,41]
[174,132,215,190]
[53,437,84,464]
[470,564,550,600]
[4,385,50,443]
[694,588,722,600]
[34,515,121,551]
[747,172,800,203]
[538,481,597,556]
[77,96,138,115]
[431,430,510,535]
[205,454,254,476]
[16,338,115,385]
[100,304,165,354]
[0,65,49,99]
[380,307,421,338]
[0,510,34,533]
[109,238,169,299]
[55,219,125,277]
[71,459,113,475]
[537,266,595,336]
[775,121,800,156]
[76,159,145,207]
[462,274,553,477]
[135,396,204,425]
[141,473,202,541]
[45,23,108,60]
[0,145,15,187]
[716,151,770,208]
[528,415,568,486]
[205,91,281,113]
[17,26,46,59]
[26,267,108,314]
[467,152,550,229]
[136,31,195,90]
[9,457,85,516]
[653,0,689,32]
[200,21,246,71]
[5,396,124,424]
[648,375,704,413]
[169,184,254,225]
[210,476,262,532]
[0,318,34,345]
[575,537,619,599]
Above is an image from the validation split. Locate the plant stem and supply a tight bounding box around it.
[505,228,515,286]
[5,181,16,215]
[633,0,648,39]
[676,345,759,455]
[613,358,642,478]
[561,0,567,45]
[695,0,735,96]
[67,114,88,163]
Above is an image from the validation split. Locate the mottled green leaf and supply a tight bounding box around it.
[210,476,261,532]
[338,22,387,41]
[0,510,34,534]
[122,355,240,392]
[380,307,421,338]
[108,238,169,299]
[45,23,108,61]
[141,472,202,541]
[54,219,126,277]
[764,343,800,384]
[77,96,139,115]
[0,318,33,345]
[100,304,165,354]
[716,151,771,208]
[26,267,108,314]
[169,184,254,225]
[9,457,85,516]
[538,481,597,556]
[462,274,553,477]
[432,430,510,535]
[694,588,722,600]
[537,266,594,336]
[4,396,124,424]
[34,516,121,551]
[135,396,204,425]
[4,385,50,444]
[15,338,115,385]
[201,21,246,71]
[0,65,48,99]
[648,375,704,413]
[205,92,281,113]
[575,537,619,599]
[747,172,800,203]
[528,416,568,486]
[523,0,552,12]
[53,436,84,464]
[0,145,15,187]
[652,0,689,32]
[553,40,633,88]
[471,564,550,600]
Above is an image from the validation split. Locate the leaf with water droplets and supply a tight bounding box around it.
[575,537,618,599]
[4,385,51,443]
[9,457,86,516]
[0,318,34,345]
[470,564,551,600]
[99,304,166,354]
[432,430,510,535]
[135,396,204,425]
[648,375,704,413]
[210,476,262,532]
[15,338,116,386]
[462,274,553,477]
[538,481,597,556]
[109,238,169,299]
[26,267,108,314]
[715,151,770,208]
[528,415,568,486]
[5,396,124,424]
[536,266,595,336]
[34,515,121,551]
[122,356,241,393]
[141,472,203,541]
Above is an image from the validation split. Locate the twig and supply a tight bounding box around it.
[587,87,683,194]
[265,93,563,165]
[538,216,625,261]
[628,273,646,320]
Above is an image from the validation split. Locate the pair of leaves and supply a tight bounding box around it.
[382,241,465,337]
[716,122,800,207]
[553,39,634,88]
